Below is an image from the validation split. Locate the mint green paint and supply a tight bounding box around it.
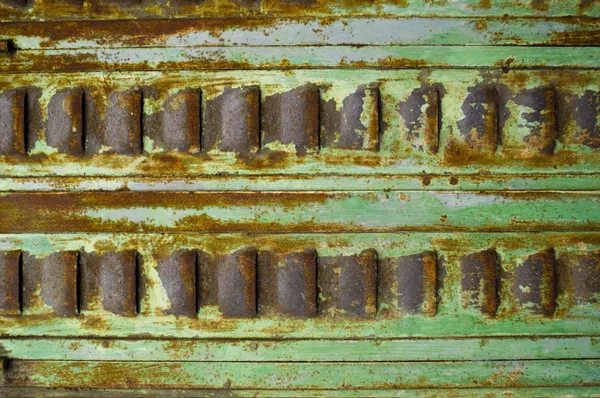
[3,387,600,397]
[0,174,599,192]
[10,360,600,389]
[5,46,600,71]
[1,337,598,361]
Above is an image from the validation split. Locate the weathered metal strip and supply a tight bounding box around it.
[1,174,600,192]
[3,46,600,71]
[4,18,599,49]
[2,313,599,338]
[1,0,599,20]
[2,337,599,361]
[2,387,600,398]
[2,360,599,389]
[0,191,597,233]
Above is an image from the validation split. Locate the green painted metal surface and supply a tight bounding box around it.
[0,0,599,396]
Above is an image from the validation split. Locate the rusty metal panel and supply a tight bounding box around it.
[1,0,600,396]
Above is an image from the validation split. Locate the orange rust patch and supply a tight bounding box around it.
[531,0,549,12]
[549,29,600,46]
[479,0,491,9]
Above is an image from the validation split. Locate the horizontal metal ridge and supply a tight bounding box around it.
[2,360,600,390]
[2,18,600,49]
[2,174,600,192]
[0,191,599,233]
[2,336,599,361]
[3,46,600,71]
[1,0,599,20]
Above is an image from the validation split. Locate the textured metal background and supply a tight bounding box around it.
[0,0,600,396]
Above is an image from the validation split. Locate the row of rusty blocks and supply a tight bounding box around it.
[0,84,597,157]
[0,248,598,318]
[0,85,377,156]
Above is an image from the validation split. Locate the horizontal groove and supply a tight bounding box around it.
[2,46,600,73]
[7,358,599,363]
[3,16,600,23]
[3,335,600,341]
[2,14,600,20]
[8,44,600,50]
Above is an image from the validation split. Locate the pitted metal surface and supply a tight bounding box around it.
[0,1,600,396]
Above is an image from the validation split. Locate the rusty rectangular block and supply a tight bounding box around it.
[460,249,498,316]
[162,90,201,152]
[258,249,317,317]
[317,249,377,318]
[198,247,257,318]
[86,89,142,155]
[0,89,26,156]
[145,89,201,153]
[80,251,138,317]
[562,89,600,149]
[508,249,556,316]
[397,85,440,154]
[22,251,78,317]
[45,88,84,155]
[203,86,260,153]
[156,250,197,317]
[450,85,499,159]
[0,251,21,315]
[378,251,437,317]
[321,85,380,151]
[262,85,319,154]
[502,86,557,155]
[557,251,600,307]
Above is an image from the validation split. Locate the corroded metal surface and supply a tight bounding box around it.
[1,0,600,396]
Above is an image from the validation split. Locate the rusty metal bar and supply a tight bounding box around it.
[0,191,598,233]
[4,18,600,49]
[1,0,599,21]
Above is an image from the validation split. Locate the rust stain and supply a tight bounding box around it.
[531,0,550,12]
